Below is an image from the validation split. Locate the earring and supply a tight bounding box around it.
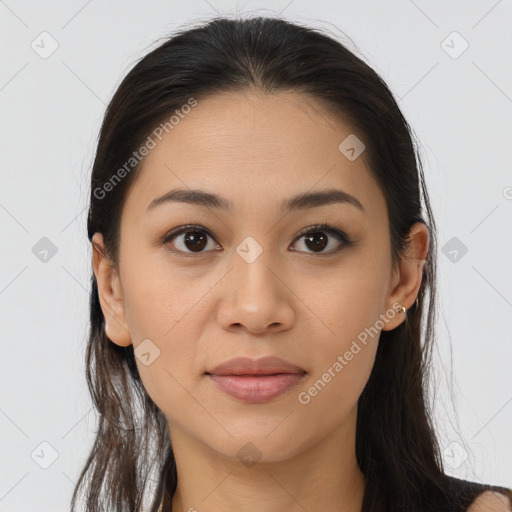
[400,297,420,314]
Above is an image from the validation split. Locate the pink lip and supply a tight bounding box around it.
[207,373,306,403]
[207,356,305,376]
[205,356,306,403]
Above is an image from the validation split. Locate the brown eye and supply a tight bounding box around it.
[290,224,350,254]
[162,226,220,255]
[303,232,328,252]
[181,230,208,251]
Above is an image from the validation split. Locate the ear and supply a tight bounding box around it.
[91,232,132,347]
[381,222,430,331]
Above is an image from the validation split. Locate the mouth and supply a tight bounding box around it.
[206,373,306,403]
[205,355,306,403]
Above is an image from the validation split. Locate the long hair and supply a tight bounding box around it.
[72,15,458,511]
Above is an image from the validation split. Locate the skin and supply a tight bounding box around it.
[92,90,430,512]
[468,492,511,512]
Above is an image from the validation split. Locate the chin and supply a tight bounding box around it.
[202,427,313,464]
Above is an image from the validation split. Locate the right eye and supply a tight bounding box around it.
[162,225,222,256]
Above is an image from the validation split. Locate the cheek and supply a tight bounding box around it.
[292,266,386,414]
[294,340,378,442]
[121,252,213,341]
[296,257,387,346]
[120,263,212,410]
[295,308,380,430]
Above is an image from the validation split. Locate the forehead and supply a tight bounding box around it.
[122,90,386,222]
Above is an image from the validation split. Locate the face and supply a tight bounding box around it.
[92,90,427,463]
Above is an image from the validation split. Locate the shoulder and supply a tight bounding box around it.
[467,490,512,512]
[442,474,511,512]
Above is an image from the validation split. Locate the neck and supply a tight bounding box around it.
[167,406,365,512]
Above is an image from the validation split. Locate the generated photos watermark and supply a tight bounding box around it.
[93,97,198,200]
[297,301,404,405]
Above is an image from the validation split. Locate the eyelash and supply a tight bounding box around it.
[160,223,352,257]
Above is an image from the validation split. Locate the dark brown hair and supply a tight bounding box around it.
[73,15,465,512]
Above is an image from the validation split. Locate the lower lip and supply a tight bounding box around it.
[207,373,306,403]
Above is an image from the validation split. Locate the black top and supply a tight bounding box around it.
[361,474,512,512]
[446,475,511,511]
[450,475,511,507]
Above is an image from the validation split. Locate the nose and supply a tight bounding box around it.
[216,248,296,336]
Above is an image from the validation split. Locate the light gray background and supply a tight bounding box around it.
[1,1,511,510]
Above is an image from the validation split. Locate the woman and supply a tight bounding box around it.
[72,16,511,512]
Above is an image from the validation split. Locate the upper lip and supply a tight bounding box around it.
[206,356,306,376]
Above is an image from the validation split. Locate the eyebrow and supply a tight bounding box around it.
[146,187,364,214]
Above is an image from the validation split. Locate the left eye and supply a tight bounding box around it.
[290,224,349,254]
